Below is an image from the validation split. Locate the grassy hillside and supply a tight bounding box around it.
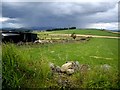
[47,29,120,37]
[2,38,119,88]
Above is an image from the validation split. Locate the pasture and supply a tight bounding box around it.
[2,29,120,89]
[49,29,120,37]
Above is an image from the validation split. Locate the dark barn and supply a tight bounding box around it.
[2,30,38,43]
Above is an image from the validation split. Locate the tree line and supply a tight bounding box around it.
[46,27,76,31]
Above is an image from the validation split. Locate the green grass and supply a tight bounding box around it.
[48,29,120,37]
[2,44,24,88]
[2,38,119,89]
[34,29,119,40]
[17,38,118,68]
[0,45,2,90]
[2,44,50,88]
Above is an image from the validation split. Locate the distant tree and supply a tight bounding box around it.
[69,27,76,29]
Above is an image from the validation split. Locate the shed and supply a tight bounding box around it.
[2,30,38,43]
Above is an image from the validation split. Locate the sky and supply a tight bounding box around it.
[0,0,119,30]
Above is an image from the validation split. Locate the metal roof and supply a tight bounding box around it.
[2,33,20,36]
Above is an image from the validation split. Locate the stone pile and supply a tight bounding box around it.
[49,61,90,75]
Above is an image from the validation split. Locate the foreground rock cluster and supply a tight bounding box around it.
[48,61,112,88]
[49,61,112,76]
[49,61,90,75]
[49,61,90,87]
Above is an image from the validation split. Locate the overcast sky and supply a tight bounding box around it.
[0,0,119,30]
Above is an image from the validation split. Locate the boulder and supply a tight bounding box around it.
[49,62,61,73]
[55,66,61,73]
[60,61,80,74]
[101,64,111,72]
[60,61,74,72]
[73,61,80,71]
[66,69,74,75]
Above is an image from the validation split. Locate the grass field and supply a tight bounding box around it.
[18,38,118,68]
[36,29,120,37]
[2,36,119,88]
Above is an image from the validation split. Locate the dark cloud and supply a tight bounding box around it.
[1,2,118,29]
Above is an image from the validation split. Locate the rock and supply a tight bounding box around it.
[60,61,80,75]
[66,69,75,75]
[49,62,61,73]
[101,64,111,72]
[49,62,55,69]
[49,40,53,43]
[60,61,74,72]
[55,66,61,73]
[49,62,55,72]
[73,61,80,72]
[34,40,42,43]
